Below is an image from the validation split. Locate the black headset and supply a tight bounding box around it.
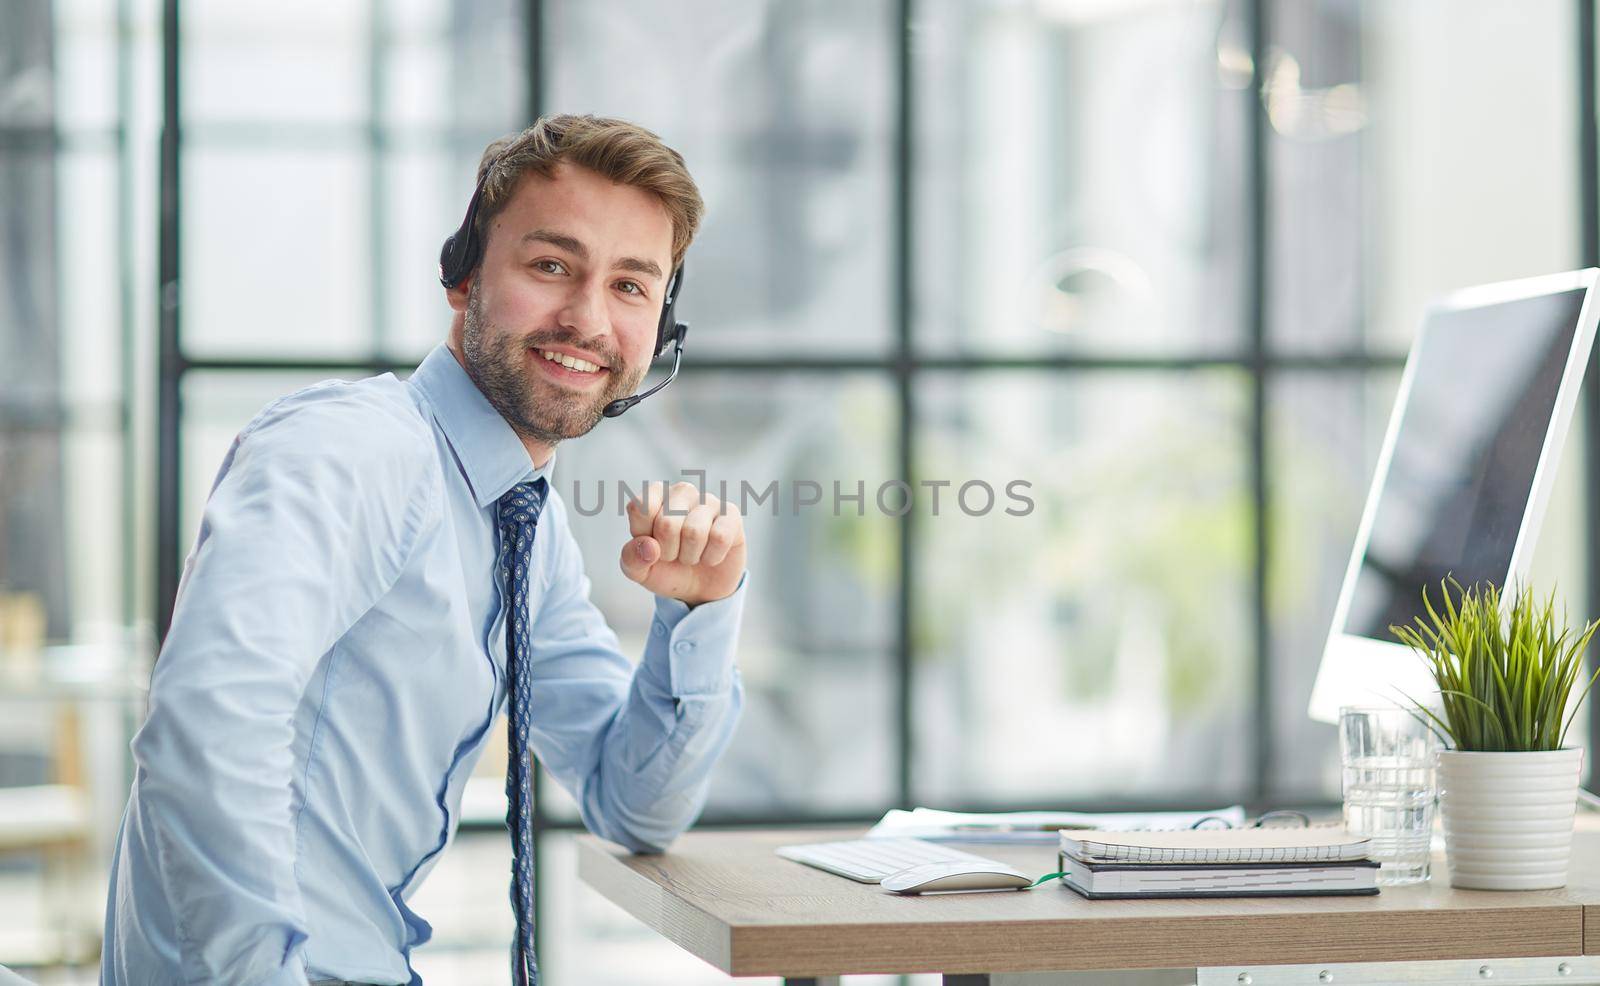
[438,155,689,417]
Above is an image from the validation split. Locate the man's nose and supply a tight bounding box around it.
[556,276,612,338]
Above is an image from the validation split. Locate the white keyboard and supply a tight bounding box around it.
[776,837,1006,883]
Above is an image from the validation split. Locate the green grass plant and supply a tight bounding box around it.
[1390,579,1600,752]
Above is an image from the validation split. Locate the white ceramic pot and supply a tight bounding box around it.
[1437,747,1583,890]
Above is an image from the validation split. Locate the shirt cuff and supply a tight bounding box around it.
[650,571,747,696]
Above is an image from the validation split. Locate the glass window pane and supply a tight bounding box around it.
[1,149,57,409]
[181,3,366,127]
[58,149,122,405]
[1269,0,1580,352]
[0,140,71,640]
[381,0,526,132]
[913,371,1253,803]
[62,428,126,632]
[1267,370,1399,797]
[0,4,52,128]
[5,0,155,652]
[123,0,164,631]
[1264,0,1363,354]
[0,430,70,637]
[181,147,371,358]
[54,0,119,132]
[381,148,478,362]
[545,371,900,818]
[544,0,895,356]
[914,0,1249,356]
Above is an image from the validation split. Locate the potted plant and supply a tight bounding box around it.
[1392,579,1600,890]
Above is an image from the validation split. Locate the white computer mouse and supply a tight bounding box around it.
[879,861,1033,894]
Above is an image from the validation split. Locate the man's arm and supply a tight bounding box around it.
[129,389,433,984]
[527,489,746,853]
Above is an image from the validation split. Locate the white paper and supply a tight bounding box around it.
[865,805,1249,844]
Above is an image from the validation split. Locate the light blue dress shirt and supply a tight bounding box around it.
[102,345,747,986]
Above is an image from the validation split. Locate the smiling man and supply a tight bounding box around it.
[102,116,747,986]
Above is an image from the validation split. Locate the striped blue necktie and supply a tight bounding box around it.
[497,477,548,986]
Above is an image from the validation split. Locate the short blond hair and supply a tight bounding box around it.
[471,114,704,272]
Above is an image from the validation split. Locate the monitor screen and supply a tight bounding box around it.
[1343,287,1588,640]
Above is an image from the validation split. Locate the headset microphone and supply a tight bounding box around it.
[602,264,688,417]
[603,321,687,418]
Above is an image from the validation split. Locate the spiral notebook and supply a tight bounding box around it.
[1058,856,1381,900]
[1061,827,1371,865]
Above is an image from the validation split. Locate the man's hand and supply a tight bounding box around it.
[620,481,747,606]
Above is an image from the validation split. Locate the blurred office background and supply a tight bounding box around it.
[2,0,1599,982]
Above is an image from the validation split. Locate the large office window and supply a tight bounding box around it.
[2,0,161,965]
[7,0,1599,981]
[1266,0,1589,796]
[2,0,155,644]
[910,0,1258,804]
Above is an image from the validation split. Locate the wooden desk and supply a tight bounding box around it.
[578,825,1600,985]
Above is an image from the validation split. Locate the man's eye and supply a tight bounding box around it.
[617,280,644,297]
[533,259,566,275]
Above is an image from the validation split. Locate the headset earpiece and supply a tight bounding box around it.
[654,264,686,359]
[439,157,498,289]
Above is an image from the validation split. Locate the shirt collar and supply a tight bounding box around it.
[410,344,555,508]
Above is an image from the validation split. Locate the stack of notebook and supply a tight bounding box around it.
[1057,827,1380,900]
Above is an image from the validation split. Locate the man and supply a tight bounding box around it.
[101,115,747,985]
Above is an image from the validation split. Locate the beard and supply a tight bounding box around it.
[459,279,645,446]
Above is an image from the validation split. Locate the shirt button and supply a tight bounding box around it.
[673,640,696,656]
[652,620,667,637]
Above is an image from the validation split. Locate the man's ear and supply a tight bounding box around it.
[444,271,473,314]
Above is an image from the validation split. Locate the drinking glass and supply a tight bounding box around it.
[1339,705,1438,885]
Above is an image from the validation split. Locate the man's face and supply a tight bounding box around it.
[452,160,675,446]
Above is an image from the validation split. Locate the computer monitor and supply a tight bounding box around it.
[1307,269,1600,724]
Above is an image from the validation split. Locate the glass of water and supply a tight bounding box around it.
[1339,706,1438,885]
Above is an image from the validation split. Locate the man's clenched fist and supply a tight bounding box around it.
[621,481,746,606]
